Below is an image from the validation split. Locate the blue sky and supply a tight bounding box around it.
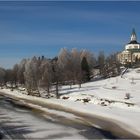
[0,1,140,68]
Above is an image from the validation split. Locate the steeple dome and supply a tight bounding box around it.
[131,28,137,41]
[128,28,139,44]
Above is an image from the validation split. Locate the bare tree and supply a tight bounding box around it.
[98,51,106,77]
[51,57,62,98]
[106,53,121,77]
[5,69,16,90]
[12,64,19,87]
[0,68,5,88]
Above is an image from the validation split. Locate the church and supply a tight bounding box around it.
[117,29,140,65]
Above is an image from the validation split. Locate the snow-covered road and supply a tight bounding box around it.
[0,95,118,139]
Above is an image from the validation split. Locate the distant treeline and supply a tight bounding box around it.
[0,48,121,98]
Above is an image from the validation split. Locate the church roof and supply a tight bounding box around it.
[128,40,140,44]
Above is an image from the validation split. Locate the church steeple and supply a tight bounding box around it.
[131,28,137,41]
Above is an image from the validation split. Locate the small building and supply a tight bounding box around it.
[117,29,140,64]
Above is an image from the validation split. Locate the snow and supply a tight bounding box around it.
[1,68,140,137]
[0,107,86,139]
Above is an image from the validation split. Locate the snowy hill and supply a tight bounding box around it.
[58,68,140,137]
[1,68,140,138]
[60,68,140,108]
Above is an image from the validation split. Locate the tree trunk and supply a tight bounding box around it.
[56,81,59,99]
[69,82,72,89]
[47,86,50,96]
[79,83,81,89]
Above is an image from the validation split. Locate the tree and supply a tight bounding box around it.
[80,50,96,69]
[106,53,121,77]
[0,68,5,87]
[98,51,106,77]
[12,64,19,87]
[58,48,73,88]
[24,57,40,96]
[58,48,95,88]
[81,57,90,82]
[39,60,52,95]
[5,69,15,89]
[17,59,26,85]
[51,58,62,98]
[71,48,82,88]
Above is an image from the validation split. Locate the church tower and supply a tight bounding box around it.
[117,28,140,64]
[125,28,140,50]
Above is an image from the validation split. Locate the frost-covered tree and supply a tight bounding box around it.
[24,57,40,96]
[58,48,95,88]
[39,59,52,95]
[0,48,98,97]
[17,59,26,85]
[58,48,74,87]
[71,48,82,88]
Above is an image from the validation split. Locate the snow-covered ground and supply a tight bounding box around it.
[1,68,140,138]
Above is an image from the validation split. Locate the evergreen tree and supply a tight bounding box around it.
[81,57,90,82]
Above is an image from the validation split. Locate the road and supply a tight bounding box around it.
[0,95,119,139]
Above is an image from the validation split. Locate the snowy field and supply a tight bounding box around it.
[1,68,140,138]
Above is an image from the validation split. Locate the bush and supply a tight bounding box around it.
[124,93,130,99]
